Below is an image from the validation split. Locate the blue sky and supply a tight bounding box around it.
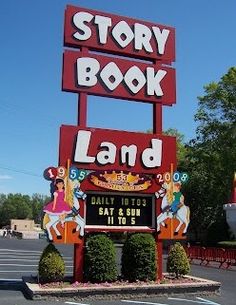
[0,0,235,196]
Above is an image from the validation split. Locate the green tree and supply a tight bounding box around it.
[164,128,188,168]
[184,67,236,240]
[0,194,6,207]
[8,194,32,219]
[147,128,187,167]
[0,201,17,227]
[0,193,32,227]
[0,193,50,227]
[31,193,49,224]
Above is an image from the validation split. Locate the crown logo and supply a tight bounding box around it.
[100,171,142,185]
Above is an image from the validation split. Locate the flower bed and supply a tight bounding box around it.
[37,274,202,289]
[23,274,221,300]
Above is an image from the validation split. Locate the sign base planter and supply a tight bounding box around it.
[22,275,221,300]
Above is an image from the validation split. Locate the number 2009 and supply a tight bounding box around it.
[156,172,189,184]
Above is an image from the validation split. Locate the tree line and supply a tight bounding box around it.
[0,193,50,227]
[176,67,236,243]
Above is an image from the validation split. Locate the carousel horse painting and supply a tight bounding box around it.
[155,182,190,236]
[43,180,86,242]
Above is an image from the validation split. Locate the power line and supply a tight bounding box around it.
[0,165,41,178]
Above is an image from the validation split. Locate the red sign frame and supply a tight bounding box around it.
[64,5,175,63]
[59,125,176,175]
[62,50,176,105]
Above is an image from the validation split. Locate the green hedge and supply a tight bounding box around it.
[167,242,190,278]
[84,234,118,283]
[38,243,65,284]
[121,233,156,282]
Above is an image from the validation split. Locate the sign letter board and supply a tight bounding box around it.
[62,50,176,105]
[64,5,175,63]
[85,192,155,231]
[59,125,176,175]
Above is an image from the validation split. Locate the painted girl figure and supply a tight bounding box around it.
[43,178,71,228]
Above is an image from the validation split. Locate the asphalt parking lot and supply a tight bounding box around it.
[0,237,235,305]
[0,237,73,280]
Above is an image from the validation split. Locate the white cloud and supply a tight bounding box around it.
[0,175,12,180]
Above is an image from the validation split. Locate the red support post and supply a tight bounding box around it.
[155,194,163,280]
[74,46,89,283]
[156,236,163,280]
[153,100,163,280]
[78,93,87,127]
[77,47,89,127]
[73,240,85,282]
[153,103,162,134]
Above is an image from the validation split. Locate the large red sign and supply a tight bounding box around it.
[59,125,176,175]
[64,5,175,63]
[62,50,176,105]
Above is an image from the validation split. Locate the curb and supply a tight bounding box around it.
[22,275,221,300]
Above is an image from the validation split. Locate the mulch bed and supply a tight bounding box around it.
[37,274,200,290]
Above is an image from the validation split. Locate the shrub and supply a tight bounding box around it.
[121,233,156,282]
[84,234,118,283]
[38,243,65,284]
[167,242,190,278]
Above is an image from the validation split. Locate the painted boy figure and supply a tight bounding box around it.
[170,182,184,215]
[160,182,184,215]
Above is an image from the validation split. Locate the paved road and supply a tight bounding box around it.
[0,237,73,280]
[0,238,236,305]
